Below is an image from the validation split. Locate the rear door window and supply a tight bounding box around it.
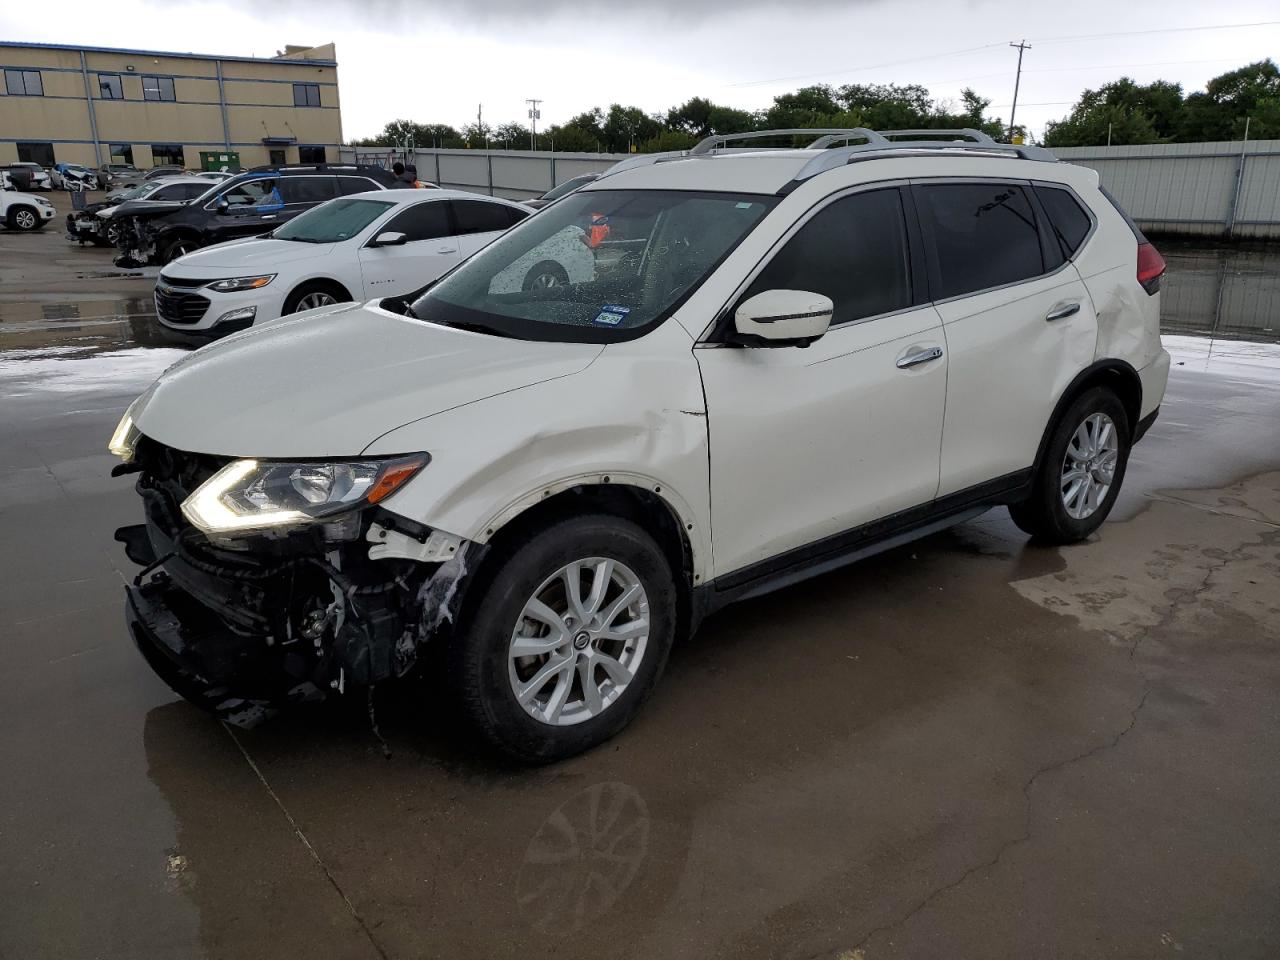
[337,176,382,196]
[1035,185,1093,258]
[739,187,913,327]
[280,176,337,205]
[379,200,452,242]
[451,200,524,234]
[914,182,1045,300]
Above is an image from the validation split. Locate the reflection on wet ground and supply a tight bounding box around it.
[1161,240,1280,341]
[2,223,1280,959]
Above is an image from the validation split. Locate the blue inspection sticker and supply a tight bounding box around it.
[593,304,631,326]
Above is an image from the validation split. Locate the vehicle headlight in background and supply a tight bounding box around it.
[107,403,142,462]
[207,274,276,293]
[181,455,429,534]
[35,197,54,207]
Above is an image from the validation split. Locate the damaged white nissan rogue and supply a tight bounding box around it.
[110,129,1169,761]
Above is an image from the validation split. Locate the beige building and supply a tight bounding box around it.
[0,41,343,171]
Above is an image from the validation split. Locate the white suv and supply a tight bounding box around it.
[109,128,1169,762]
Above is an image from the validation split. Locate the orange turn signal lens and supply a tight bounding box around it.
[368,457,428,504]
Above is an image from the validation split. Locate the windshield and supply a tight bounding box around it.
[410,189,775,342]
[273,197,394,243]
[130,181,164,199]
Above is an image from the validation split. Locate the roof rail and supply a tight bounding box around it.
[878,128,995,143]
[787,137,1057,185]
[690,128,888,155]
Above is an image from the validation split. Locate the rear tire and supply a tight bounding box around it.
[1009,386,1131,544]
[450,515,677,763]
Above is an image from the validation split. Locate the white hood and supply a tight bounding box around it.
[133,303,603,458]
[164,237,341,276]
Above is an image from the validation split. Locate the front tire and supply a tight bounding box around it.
[450,515,677,763]
[8,206,42,231]
[1009,386,1131,543]
[282,281,350,315]
[161,235,200,264]
[522,261,570,292]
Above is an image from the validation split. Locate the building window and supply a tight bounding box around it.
[98,74,124,99]
[4,69,43,96]
[17,142,55,167]
[292,83,321,107]
[151,144,185,167]
[268,149,286,166]
[298,145,326,164]
[141,76,176,102]
[109,144,134,165]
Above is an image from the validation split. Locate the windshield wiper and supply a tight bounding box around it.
[281,236,324,243]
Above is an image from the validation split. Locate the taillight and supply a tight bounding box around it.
[1137,242,1166,295]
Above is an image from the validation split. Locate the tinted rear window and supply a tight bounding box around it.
[451,200,523,234]
[915,182,1045,300]
[281,176,337,204]
[1036,185,1093,258]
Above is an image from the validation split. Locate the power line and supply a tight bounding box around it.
[1028,19,1280,45]
[726,18,1280,90]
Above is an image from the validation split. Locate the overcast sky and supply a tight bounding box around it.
[5,1,1278,142]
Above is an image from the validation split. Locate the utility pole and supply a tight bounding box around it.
[478,103,488,148]
[1008,39,1031,142]
[526,98,542,150]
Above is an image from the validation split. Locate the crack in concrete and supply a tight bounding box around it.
[846,690,1150,956]
[846,498,1269,956]
[224,726,391,960]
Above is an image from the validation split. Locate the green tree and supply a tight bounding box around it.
[493,122,529,149]
[603,104,661,152]
[461,122,493,148]
[667,97,757,138]
[1043,78,1170,147]
[542,124,599,152]
[639,129,698,153]
[1179,59,1280,140]
[764,85,843,129]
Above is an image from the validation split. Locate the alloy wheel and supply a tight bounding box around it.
[15,210,36,229]
[508,557,650,726]
[296,291,338,311]
[1061,412,1119,520]
[531,271,562,289]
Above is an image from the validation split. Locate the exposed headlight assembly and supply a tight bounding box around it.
[181,455,429,534]
[108,402,142,462]
[207,274,276,293]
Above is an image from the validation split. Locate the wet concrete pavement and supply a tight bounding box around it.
[2,216,1279,959]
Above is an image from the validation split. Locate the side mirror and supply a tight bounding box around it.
[215,197,230,214]
[371,231,407,248]
[733,289,833,347]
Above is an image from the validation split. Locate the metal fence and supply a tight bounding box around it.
[1054,139,1280,239]
[342,140,1280,239]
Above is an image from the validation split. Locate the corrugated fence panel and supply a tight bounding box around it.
[342,142,1280,236]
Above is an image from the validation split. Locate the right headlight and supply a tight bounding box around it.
[181,455,429,534]
[207,274,276,293]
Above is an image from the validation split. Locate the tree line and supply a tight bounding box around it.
[349,84,1015,154]
[348,58,1279,153]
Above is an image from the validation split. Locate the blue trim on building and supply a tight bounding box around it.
[0,40,337,68]
[1,63,337,85]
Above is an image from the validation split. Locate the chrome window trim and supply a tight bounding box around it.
[696,178,916,344]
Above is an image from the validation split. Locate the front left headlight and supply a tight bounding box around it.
[207,275,276,293]
[181,455,429,534]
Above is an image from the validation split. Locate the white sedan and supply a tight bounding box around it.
[153,189,595,337]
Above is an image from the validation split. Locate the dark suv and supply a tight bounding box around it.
[111,164,398,266]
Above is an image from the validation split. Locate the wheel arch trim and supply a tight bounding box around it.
[1032,359,1142,477]
[472,471,707,580]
